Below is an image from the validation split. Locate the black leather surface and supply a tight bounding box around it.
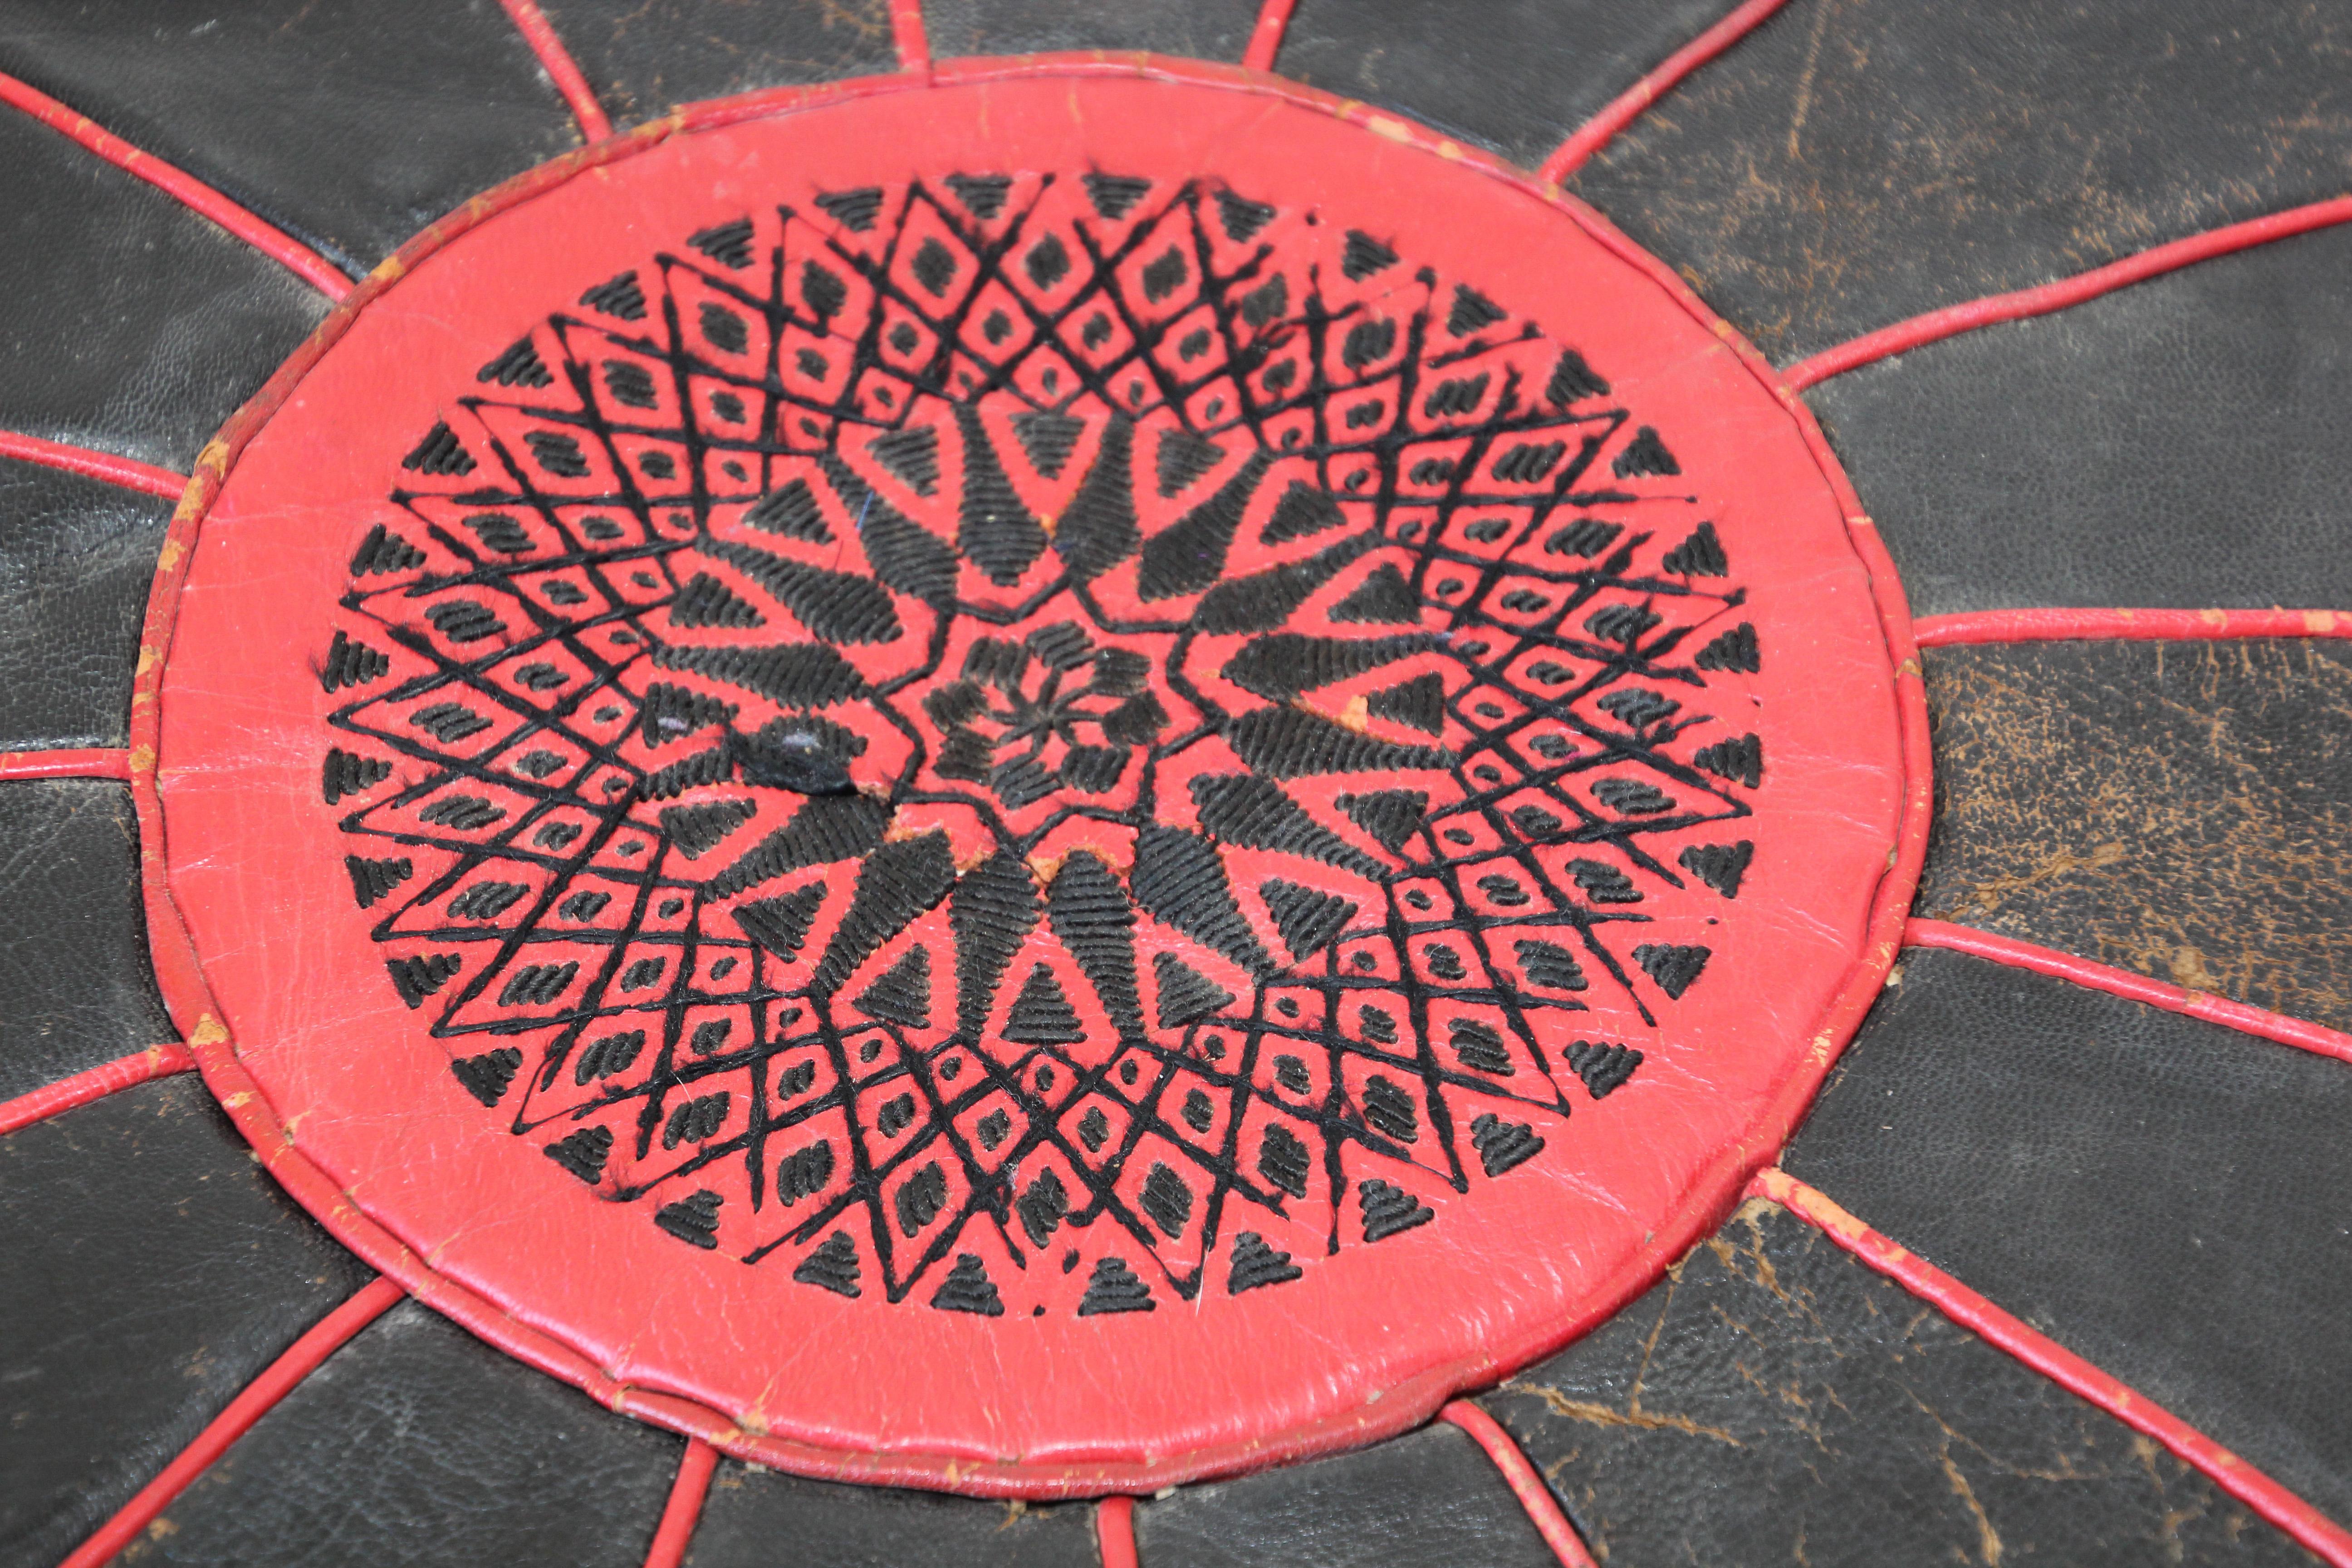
[1570,0,2352,365]
[684,1463,1097,1568]
[0,0,580,278]
[0,782,176,1102]
[1786,945,2352,1527]
[1813,221,2352,616]
[1275,0,1738,172]
[1481,1198,2317,1565]
[0,456,171,750]
[1130,1424,1555,1568]
[0,1076,376,1568]
[1919,638,2352,1031]
[539,0,898,128]
[923,0,1257,63]
[126,1299,682,1567]
[0,105,324,473]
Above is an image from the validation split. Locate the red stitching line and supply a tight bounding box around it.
[0,68,352,299]
[642,1439,718,1568]
[1537,0,1793,184]
[890,0,932,78]
[0,747,133,782]
[1905,919,2352,1067]
[1915,607,2352,647]
[1096,1495,1139,1568]
[495,0,615,142]
[0,429,186,500]
[58,1274,406,1568]
[1240,0,1299,73]
[1750,1169,2352,1565]
[0,1044,195,1138]
[1440,1400,1600,1567]
[1786,194,2352,389]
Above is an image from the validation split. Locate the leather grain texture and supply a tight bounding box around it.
[683,1464,1098,1568]
[1569,0,2352,364]
[540,0,897,128]
[1785,945,2352,1527]
[0,106,324,473]
[924,0,1258,63]
[1813,223,2352,616]
[1130,1423,1558,1568]
[127,1299,683,1567]
[0,0,581,277]
[0,1076,376,1568]
[1918,638,2352,1031]
[0,456,172,750]
[1275,0,1740,172]
[1481,1197,2318,1565]
[0,781,176,1102]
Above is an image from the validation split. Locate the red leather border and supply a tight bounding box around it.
[1915,607,2352,647]
[130,58,1928,1498]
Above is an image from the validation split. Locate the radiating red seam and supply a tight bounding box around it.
[642,1439,718,1568]
[1787,194,2352,389]
[1096,1495,1139,1568]
[1750,1169,2352,1565]
[0,1044,196,1138]
[495,0,615,142]
[1915,607,2352,647]
[0,747,133,781]
[0,429,186,500]
[0,68,351,298]
[890,0,932,78]
[1440,1400,1601,1567]
[1906,919,2352,1067]
[59,1275,407,1568]
[1241,0,1300,73]
[1537,0,1794,184]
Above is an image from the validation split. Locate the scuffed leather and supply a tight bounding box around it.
[541,0,898,128]
[686,1464,1098,1568]
[926,0,1257,64]
[0,457,172,750]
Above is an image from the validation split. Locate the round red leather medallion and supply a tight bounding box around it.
[148,70,1914,1493]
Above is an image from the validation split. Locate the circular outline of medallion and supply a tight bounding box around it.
[134,61,1929,1496]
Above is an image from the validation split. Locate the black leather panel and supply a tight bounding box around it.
[1786,945,2352,1526]
[1275,0,1738,172]
[1569,0,2352,364]
[1130,1424,1555,1568]
[0,456,171,750]
[1813,222,2352,617]
[0,782,176,1101]
[683,1462,1097,1568]
[1482,1199,2316,1566]
[0,1077,376,1568]
[539,0,899,128]
[923,0,1257,63]
[1920,638,2352,1031]
[132,1300,681,1568]
[0,108,324,473]
[0,0,580,277]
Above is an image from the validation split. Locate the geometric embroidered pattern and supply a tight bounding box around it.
[321,171,1759,1311]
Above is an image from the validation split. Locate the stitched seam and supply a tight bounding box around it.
[0,429,187,500]
[0,1044,194,1138]
[641,1439,719,1568]
[1537,0,1796,185]
[1241,0,1300,74]
[494,0,615,142]
[1915,608,2352,647]
[1440,1398,1600,1567]
[0,748,133,782]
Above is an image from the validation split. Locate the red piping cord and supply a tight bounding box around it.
[1915,606,2352,647]
[495,0,614,142]
[642,1439,719,1568]
[0,1044,196,1139]
[1906,919,2352,1068]
[1441,1400,1602,1567]
[1096,1495,1139,1568]
[1787,194,2352,389]
[0,68,351,299]
[0,429,186,500]
[59,1275,407,1568]
[1751,1168,2352,1565]
[1538,0,1793,184]
[891,0,932,79]
[1241,0,1300,74]
[0,747,133,782]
